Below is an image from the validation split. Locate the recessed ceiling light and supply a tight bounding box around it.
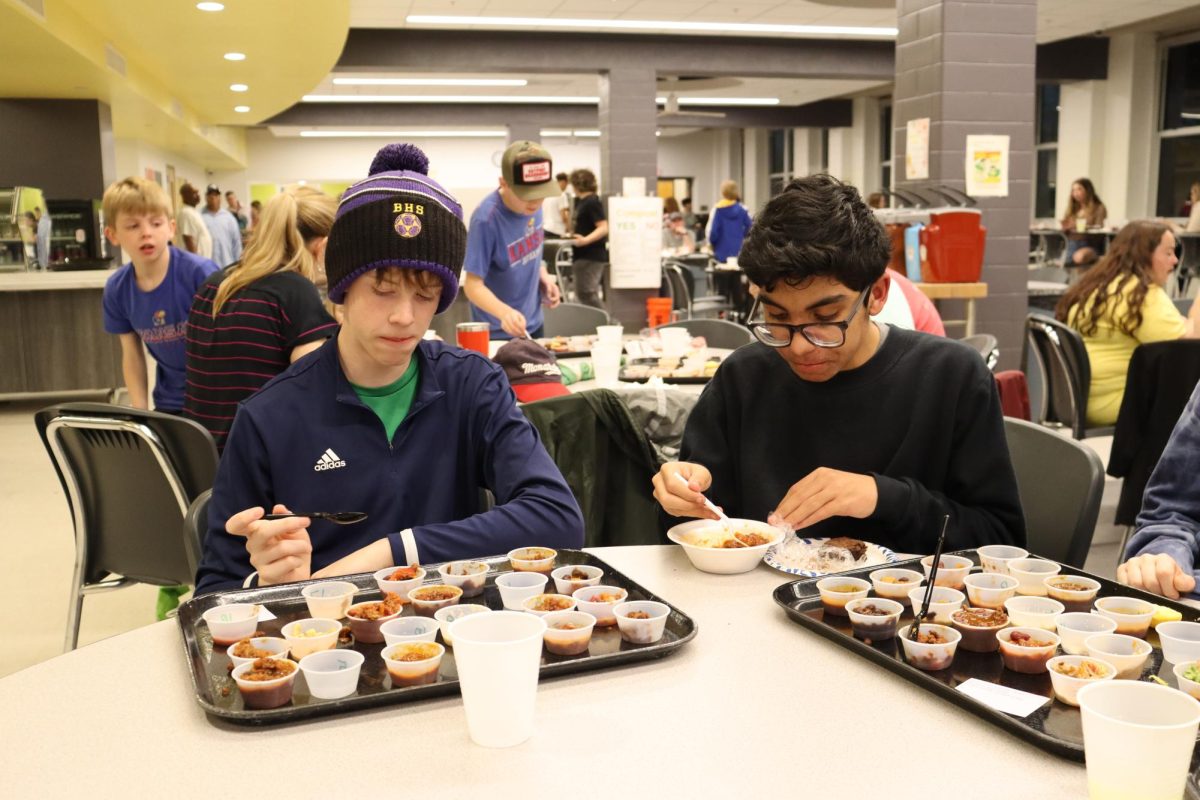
[196,2,224,11]
[234,106,250,113]
[230,84,249,92]
[407,14,898,38]
[298,130,508,138]
[333,77,528,87]
[224,52,246,61]
[539,129,601,138]
[301,94,599,105]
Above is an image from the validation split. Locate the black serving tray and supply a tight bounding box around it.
[179,550,696,726]
[773,550,1200,763]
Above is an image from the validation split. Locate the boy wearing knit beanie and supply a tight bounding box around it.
[195,144,583,593]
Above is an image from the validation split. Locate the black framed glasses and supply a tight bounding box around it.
[747,286,872,348]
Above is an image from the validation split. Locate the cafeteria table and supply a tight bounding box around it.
[0,545,1086,797]
[913,281,988,336]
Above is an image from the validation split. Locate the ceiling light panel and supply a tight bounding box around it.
[332,78,529,87]
[406,14,898,38]
[301,94,600,104]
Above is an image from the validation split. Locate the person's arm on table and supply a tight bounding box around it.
[655,376,738,524]
[195,411,312,593]
[1119,385,1200,599]
[463,273,527,338]
[118,333,150,410]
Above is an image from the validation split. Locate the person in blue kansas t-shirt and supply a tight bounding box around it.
[463,140,563,339]
[101,177,219,412]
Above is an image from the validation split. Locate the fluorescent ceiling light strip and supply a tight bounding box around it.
[540,129,601,138]
[656,96,779,106]
[302,94,598,104]
[299,130,508,138]
[407,14,898,38]
[333,77,528,87]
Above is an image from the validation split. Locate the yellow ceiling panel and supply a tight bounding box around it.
[0,0,349,169]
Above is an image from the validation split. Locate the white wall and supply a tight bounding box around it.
[214,129,602,221]
[1054,31,1159,224]
[114,139,207,207]
[827,96,884,197]
[657,129,720,209]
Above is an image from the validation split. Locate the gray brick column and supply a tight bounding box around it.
[599,67,660,329]
[893,0,1036,367]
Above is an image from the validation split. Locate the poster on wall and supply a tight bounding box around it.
[166,165,177,213]
[905,117,930,180]
[965,134,1010,197]
[608,195,663,289]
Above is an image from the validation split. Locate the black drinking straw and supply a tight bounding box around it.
[910,514,951,642]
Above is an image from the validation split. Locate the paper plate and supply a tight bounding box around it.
[763,537,898,578]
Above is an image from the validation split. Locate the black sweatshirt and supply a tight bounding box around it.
[675,326,1026,554]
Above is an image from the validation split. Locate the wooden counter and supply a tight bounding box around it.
[0,270,123,396]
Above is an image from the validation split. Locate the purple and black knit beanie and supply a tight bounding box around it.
[324,143,466,312]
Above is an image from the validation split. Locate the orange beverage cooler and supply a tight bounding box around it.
[919,209,987,283]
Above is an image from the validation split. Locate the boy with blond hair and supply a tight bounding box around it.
[101,177,219,413]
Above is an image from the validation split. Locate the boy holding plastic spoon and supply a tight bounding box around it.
[652,175,1025,555]
[195,144,583,593]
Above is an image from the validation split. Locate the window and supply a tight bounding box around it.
[1157,38,1200,216]
[768,128,794,197]
[880,99,893,191]
[1034,83,1060,219]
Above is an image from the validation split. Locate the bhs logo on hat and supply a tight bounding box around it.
[394,212,422,238]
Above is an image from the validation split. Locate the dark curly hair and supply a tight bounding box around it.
[1055,220,1173,337]
[739,174,891,293]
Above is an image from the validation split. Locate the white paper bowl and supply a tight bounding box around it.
[667,519,784,574]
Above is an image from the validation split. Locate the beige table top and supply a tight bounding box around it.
[0,268,112,291]
[0,545,1086,796]
[912,281,989,300]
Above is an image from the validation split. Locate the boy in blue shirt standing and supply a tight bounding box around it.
[101,177,219,413]
[462,140,562,339]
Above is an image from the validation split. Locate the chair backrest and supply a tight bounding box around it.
[655,318,754,350]
[34,403,218,586]
[1175,297,1193,316]
[428,289,474,342]
[542,302,611,337]
[547,241,576,303]
[960,333,1000,371]
[1003,417,1105,567]
[184,489,212,579]
[1025,314,1091,438]
[662,262,693,316]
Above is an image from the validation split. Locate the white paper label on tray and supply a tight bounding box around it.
[257,606,277,621]
[955,678,1048,718]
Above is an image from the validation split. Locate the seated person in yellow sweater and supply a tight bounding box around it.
[1056,220,1200,426]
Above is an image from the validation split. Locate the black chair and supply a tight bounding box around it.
[1024,313,1113,439]
[1003,417,1105,568]
[960,333,1000,371]
[184,489,212,579]
[655,318,753,350]
[1108,340,1200,554]
[35,403,218,650]
[542,302,611,337]
[547,241,577,304]
[662,260,731,320]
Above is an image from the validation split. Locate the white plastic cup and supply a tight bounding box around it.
[1078,681,1200,800]
[595,324,624,345]
[380,616,439,646]
[298,649,364,700]
[977,544,1029,575]
[301,581,358,619]
[1157,621,1200,664]
[495,571,549,611]
[1055,612,1117,656]
[591,342,622,387]
[659,328,691,359]
[449,611,547,748]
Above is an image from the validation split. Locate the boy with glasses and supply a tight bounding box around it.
[652,175,1024,554]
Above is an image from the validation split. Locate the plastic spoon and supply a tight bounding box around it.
[673,473,738,544]
[261,511,368,525]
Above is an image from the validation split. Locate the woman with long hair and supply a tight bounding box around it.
[1060,177,1107,265]
[185,186,338,451]
[1056,220,1200,425]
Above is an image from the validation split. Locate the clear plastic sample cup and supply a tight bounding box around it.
[495,571,549,611]
[449,611,547,748]
[298,649,364,700]
[1078,681,1200,800]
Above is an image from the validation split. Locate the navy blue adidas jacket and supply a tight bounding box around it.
[195,334,584,593]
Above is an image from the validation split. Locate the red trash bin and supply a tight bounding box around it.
[919,210,987,282]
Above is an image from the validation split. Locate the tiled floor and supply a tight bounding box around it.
[0,397,1126,679]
